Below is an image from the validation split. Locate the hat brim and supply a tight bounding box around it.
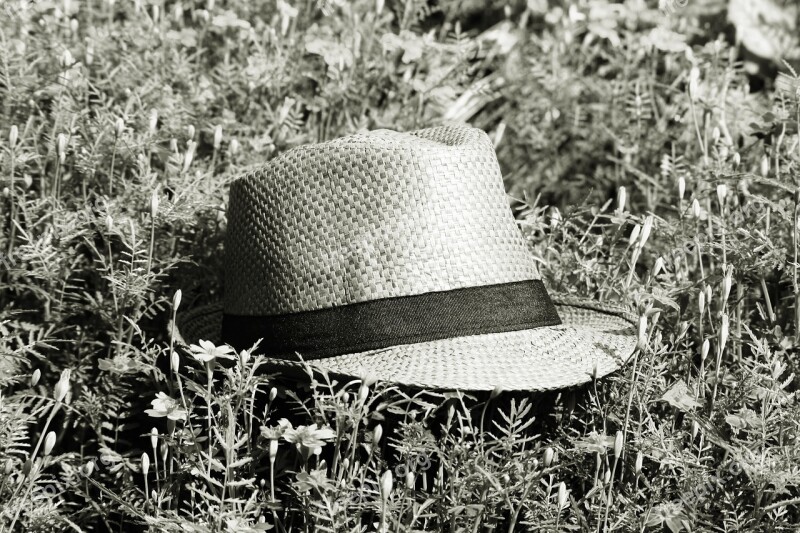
[173,296,637,391]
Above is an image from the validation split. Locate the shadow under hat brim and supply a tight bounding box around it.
[173,296,638,392]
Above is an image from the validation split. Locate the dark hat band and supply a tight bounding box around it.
[221,279,561,359]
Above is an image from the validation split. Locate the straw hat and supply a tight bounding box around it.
[176,125,637,391]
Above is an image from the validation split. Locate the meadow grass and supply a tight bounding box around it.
[1,0,800,531]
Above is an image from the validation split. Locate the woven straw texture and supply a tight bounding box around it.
[224,125,541,315]
[175,297,637,391]
[177,124,639,390]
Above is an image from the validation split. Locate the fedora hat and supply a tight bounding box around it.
[175,125,637,391]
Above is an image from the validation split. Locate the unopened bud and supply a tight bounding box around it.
[692,198,701,218]
[150,190,159,218]
[182,140,196,173]
[30,369,41,387]
[54,369,71,403]
[9,125,18,148]
[760,155,769,178]
[82,461,95,476]
[240,349,250,365]
[173,289,182,310]
[557,482,568,508]
[56,133,67,164]
[629,224,641,246]
[701,339,710,362]
[722,265,733,305]
[616,186,627,214]
[653,257,664,277]
[373,424,383,446]
[637,315,648,350]
[716,183,727,207]
[150,428,158,450]
[269,387,277,402]
[358,384,369,403]
[187,124,195,140]
[543,447,554,468]
[691,420,699,440]
[213,125,223,150]
[60,49,74,68]
[170,351,179,372]
[698,290,705,315]
[115,118,124,138]
[638,215,654,249]
[141,452,150,476]
[678,177,685,200]
[614,430,624,457]
[229,138,240,156]
[149,109,158,134]
[719,313,729,350]
[732,152,741,168]
[635,451,643,475]
[269,439,279,463]
[380,470,393,501]
[44,431,56,456]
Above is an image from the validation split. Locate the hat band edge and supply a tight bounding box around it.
[221,279,561,359]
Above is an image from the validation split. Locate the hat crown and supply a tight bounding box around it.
[223,125,540,316]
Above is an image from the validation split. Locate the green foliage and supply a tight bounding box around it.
[1,0,800,531]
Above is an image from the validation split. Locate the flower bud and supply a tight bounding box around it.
[213,125,223,150]
[637,315,648,350]
[54,369,71,403]
[30,369,41,387]
[56,133,67,164]
[373,424,383,446]
[678,177,685,200]
[229,138,240,156]
[405,470,414,489]
[150,190,159,218]
[557,482,568,508]
[543,447,554,468]
[240,349,250,365]
[616,186,626,214]
[698,290,705,315]
[44,431,56,456]
[760,155,769,178]
[692,198,701,218]
[269,439,278,462]
[182,140,196,173]
[149,109,158,135]
[592,361,599,381]
[691,420,699,440]
[105,215,114,232]
[150,428,158,450]
[722,264,733,306]
[380,470,393,501]
[614,430,624,458]
[187,124,195,140]
[376,0,384,14]
[141,452,150,476]
[635,451,643,475]
[269,387,278,402]
[688,66,700,99]
[701,339,710,362]
[628,224,641,246]
[358,383,369,403]
[60,49,74,68]
[653,257,664,277]
[719,313,729,350]
[549,207,562,228]
[716,183,727,207]
[173,289,182,310]
[9,125,18,148]
[638,215,654,249]
[603,468,611,485]
[170,351,179,372]
[711,127,720,143]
